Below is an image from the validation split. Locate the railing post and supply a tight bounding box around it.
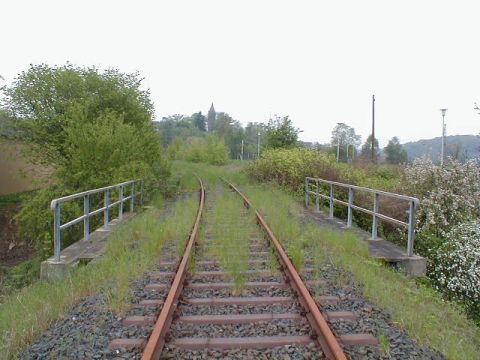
[119,185,124,220]
[104,189,110,228]
[329,184,334,218]
[347,187,353,228]
[305,178,309,207]
[407,200,416,256]
[53,202,61,262]
[130,182,135,213]
[83,194,90,241]
[140,180,144,206]
[371,193,379,240]
[315,180,320,212]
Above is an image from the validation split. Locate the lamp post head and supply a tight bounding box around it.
[440,109,448,117]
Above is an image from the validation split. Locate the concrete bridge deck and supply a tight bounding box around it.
[40,213,135,280]
[304,208,426,276]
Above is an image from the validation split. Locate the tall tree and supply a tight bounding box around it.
[265,115,300,149]
[360,134,380,161]
[192,112,206,131]
[244,122,267,158]
[214,113,244,157]
[330,123,361,161]
[384,136,408,164]
[2,64,153,164]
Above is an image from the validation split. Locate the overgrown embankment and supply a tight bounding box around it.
[246,148,480,325]
[0,191,198,359]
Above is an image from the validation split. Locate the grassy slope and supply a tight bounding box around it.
[179,161,480,360]
[0,191,198,359]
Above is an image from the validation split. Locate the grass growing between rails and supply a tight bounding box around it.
[208,190,252,292]
[243,184,480,360]
[0,194,199,359]
[171,160,250,191]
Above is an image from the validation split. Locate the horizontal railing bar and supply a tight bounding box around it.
[50,180,141,209]
[60,215,85,230]
[333,198,348,207]
[328,200,408,227]
[306,177,419,204]
[375,213,408,227]
[88,207,106,217]
[109,199,122,208]
[350,203,374,216]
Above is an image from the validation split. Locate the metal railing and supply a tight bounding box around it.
[305,177,419,256]
[50,179,144,262]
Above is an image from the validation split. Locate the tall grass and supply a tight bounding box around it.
[243,183,480,360]
[0,195,198,359]
[208,190,253,293]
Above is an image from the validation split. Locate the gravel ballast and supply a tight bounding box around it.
[19,188,447,359]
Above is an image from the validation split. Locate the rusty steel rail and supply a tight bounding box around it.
[225,180,347,360]
[141,177,205,360]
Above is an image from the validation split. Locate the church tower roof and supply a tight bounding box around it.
[207,103,216,132]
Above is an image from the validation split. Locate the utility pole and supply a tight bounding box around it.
[440,109,447,166]
[336,141,340,162]
[371,95,375,163]
[241,140,244,161]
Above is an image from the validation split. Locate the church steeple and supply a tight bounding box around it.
[207,103,216,132]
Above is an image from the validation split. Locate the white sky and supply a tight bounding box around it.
[1,0,479,146]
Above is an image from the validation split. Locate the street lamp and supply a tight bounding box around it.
[257,132,261,158]
[440,109,447,166]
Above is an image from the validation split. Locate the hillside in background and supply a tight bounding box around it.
[403,135,480,162]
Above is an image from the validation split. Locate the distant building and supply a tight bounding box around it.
[207,103,216,132]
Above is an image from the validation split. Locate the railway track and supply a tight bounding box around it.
[109,178,378,359]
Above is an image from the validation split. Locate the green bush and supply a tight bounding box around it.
[247,148,404,230]
[3,64,169,260]
[168,134,229,165]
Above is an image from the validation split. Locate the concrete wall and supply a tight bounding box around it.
[0,139,51,195]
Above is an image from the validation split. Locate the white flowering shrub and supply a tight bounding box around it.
[432,221,480,321]
[404,158,480,238]
[404,158,480,322]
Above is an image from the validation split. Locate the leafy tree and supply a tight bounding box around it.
[2,64,153,164]
[167,134,228,165]
[4,64,167,259]
[156,114,204,147]
[265,115,300,149]
[244,122,267,158]
[360,134,380,162]
[330,123,361,161]
[192,112,206,131]
[57,113,167,190]
[384,136,408,164]
[213,113,244,158]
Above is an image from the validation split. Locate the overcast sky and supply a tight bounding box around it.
[1,1,479,146]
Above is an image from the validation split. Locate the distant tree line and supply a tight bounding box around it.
[328,122,407,164]
[156,110,301,160]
